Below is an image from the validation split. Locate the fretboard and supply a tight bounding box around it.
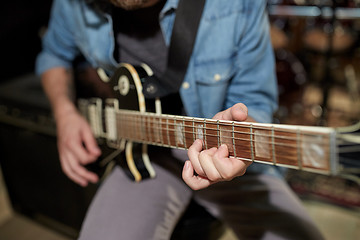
[106,109,338,175]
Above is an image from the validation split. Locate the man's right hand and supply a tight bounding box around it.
[42,67,101,186]
[56,109,101,186]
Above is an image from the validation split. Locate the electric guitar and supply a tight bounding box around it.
[77,63,360,183]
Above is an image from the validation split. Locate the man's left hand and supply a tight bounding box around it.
[182,103,253,190]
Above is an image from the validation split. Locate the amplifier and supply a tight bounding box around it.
[0,74,98,238]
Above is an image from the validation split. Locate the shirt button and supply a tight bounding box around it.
[214,74,221,81]
[182,82,190,89]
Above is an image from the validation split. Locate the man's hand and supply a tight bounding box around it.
[56,109,101,186]
[182,103,253,190]
[42,67,101,187]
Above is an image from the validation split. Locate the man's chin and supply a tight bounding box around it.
[109,0,157,10]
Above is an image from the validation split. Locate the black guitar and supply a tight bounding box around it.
[77,63,360,183]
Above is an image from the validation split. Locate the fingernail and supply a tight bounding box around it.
[184,161,190,169]
[220,144,227,149]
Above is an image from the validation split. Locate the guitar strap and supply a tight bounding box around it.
[142,0,206,98]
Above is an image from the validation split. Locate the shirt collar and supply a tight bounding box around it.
[160,0,179,18]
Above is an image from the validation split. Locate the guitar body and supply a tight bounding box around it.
[76,63,158,182]
[108,63,158,181]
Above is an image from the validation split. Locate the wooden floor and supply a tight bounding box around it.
[0,168,359,240]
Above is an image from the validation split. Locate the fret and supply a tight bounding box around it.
[253,127,273,164]
[192,118,205,149]
[120,113,125,139]
[184,118,193,149]
[296,128,302,170]
[217,120,220,147]
[274,127,299,167]
[147,114,152,143]
[203,119,207,149]
[232,122,236,158]
[141,114,146,141]
[131,114,137,141]
[148,114,152,143]
[126,114,132,140]
[123,113,129,139]
[250,124,254,161]
[158,115,164,146]
[182,117,186,148]
[192,118,196,144]
[174,118,178,148]
[126,113,131,139]
[123,113,128,139]
[125,113,130,139]
[152,115,161,144]
[168,117,176,147]
[130,114,135,140]
[219,122,234,156]
[166,117,171,146]
[137,115,142,141]
[233,123,252,160]
[271,126,276,165]
[204,119,218,149]
[174,117,185,148]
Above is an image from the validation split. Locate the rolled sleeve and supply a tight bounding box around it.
[35,0,80,75]
[35,51,73,75]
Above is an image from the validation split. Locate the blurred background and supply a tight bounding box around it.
[0,0,359,239]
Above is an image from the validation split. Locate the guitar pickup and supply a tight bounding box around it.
[105,98,119,142]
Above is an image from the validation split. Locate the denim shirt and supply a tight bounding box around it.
[36,0,281,177]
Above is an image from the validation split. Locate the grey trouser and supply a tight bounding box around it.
[78,149,324,240]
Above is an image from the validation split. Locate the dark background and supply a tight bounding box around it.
[0,0,52,82]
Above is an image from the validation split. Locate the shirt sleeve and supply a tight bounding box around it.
[35,0,80,75]
[225,0,278,123]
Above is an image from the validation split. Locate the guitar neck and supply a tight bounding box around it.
[110,109,338,175]
[78,98,339,175]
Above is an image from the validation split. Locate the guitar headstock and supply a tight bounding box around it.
[336,122,360,184]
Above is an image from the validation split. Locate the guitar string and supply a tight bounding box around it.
[114,117,332,148]
[118,112,332,133]
[114,121,335,159]
[101,114,334,170]
[110,133,332,171]
[84,103,338,142]
[115,115,332,142]
[113,118,360,161]
[117,110,334,134]
[111,113,359,157]
[81,104,347,172]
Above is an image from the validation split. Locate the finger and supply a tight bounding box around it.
[81,124,101,157]
[187,139,206,176]
[59,152,89,186]
[213,103,248,121]
[182,160,213,190]
[66,151,99,184]
[213,144,252,180]
[198,148,222,182]
[67,137,96,165]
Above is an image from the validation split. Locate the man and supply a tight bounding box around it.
[36,0,324,239]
